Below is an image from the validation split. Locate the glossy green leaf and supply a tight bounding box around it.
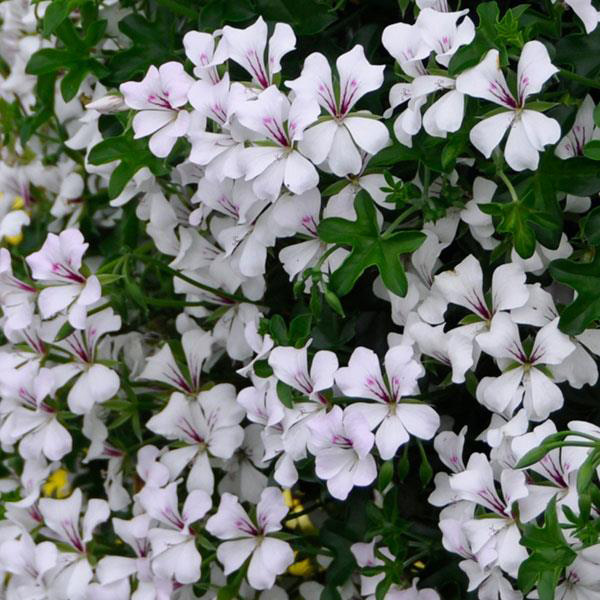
[317,191,425,297]
[549,253,600,334]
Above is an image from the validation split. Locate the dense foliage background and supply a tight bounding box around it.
[2,0,600,599]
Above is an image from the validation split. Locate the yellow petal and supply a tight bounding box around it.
[42,468,71,498]
[11,195,24,210]
[288,557,315,577]
[5,233,23,246]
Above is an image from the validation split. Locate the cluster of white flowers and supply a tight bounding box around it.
[1,0,600,598]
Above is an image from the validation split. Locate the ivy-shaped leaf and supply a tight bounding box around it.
[88,131,168,199]
[549,252,600,335]
[317,191,425,297]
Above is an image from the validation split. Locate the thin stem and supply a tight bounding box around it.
[142,297,212,308]
[313,244,341,270]
[498,170,519,203]
[282,501,323,524]
[131,253,264,307]
[382,205,421,239]
[153,0,197,18]
[559,69,600,90]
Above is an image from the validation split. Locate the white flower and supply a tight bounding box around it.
[120,62,194,157]
[137,482,211,584]
[235,86,320,200]
[286,45,388,176]
[206,487,294,590]
[137,328,213,394]
[476,313,576,420]
[26,229,101,329]
[52,308,121,415]
[552,0,600,34]
[146,384,245,494]
[212,16,295,90]
[268,341,338,408]
[336,346,438,459]
[307,405,377,499]
[450,455,529,577]
[456,42,560,171]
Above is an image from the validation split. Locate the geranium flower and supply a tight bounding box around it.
[456,42,560,171]
[206,487,294,590]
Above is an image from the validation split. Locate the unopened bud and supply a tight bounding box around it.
[85,94,127,114]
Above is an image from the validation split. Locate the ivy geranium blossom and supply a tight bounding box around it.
[25,229,100,329]
[145,384,245,494]
[234,85,320,199]
[456,41,560,171]
[307,405,377,500]
[336,346,438,460]
[137,482,211,584]
[286,45,389,176]
[206,487,294,590]
[120,61,194,157]
[212,16,296,90]
[476,313,576,421]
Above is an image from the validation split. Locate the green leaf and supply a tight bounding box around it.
[417,441,433,487]
[514,444,554,469]
[594,103,600,128]
[105,13,176,85]
[377,461,394,492]
[199,0,256,29]
[253,359,273,378]
[448,2,500,75]
[60,62,90,102]
[276,380,294,409]
[88,131,167,199]
[268,315,289,345]
[317,191,425,297]
[540,154,600,196]
[584,206,600,246]
[289,313,312,346]
[323,288,345,317]
[584,140,600,160]
[43,0,70,36]
[549,252,600,334]
[26,48,79,75]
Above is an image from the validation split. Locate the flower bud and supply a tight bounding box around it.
[85,94,127,114]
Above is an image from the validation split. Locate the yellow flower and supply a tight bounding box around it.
[288,556,315,577]
[42,468,71,498]
[5,233,23,246]
[11,195,24,210]
[282,489,316,533]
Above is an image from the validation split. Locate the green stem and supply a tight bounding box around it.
[313,244,341,270]
[142,297,211,308]
[498,170,519,203]
[89,302,111,315]
[282,501,323,523]
[382,205,420,239]
[402,549,430,569]
[131,253,264,307]
[559,69,600,90]
[153,0,197,18]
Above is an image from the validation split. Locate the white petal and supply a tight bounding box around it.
[491,263,528,312]
[326,125,362,176]
[283,151,319,195]
[456,49,516,108]
[217,538,256,574]
[396,403,440,440]
[344,116,390,155]
[516,41,558,103]
[67,365,120,414]
[375,414,409,459]
[523,369,564,421]
[469,111,514,159]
